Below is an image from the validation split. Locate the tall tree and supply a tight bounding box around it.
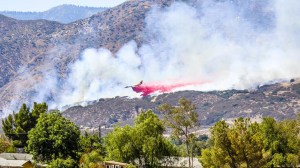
[79,131,105,167]
[26,111,81,163]
[2,114,14,139]
[228,118,264,168]
[30,102,48,126]
[105,110,178,167]
[201,117,300,168]
[159,98,199,168]
[80,132,103,154]
[2,103,48,148]
[201,118,265,168]
[260,117,300,167]
[201,120,237,168]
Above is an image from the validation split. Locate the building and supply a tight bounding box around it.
[0,153,46,168]
[0,153,33,162]
[160,157,203,168]
[104,161,128,168]
[0,157,33,168]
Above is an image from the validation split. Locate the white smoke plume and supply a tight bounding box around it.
[54,0,300,108]
[3,0,300,112]
[59,44,142,107]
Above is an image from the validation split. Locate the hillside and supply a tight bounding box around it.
[0,14,63,88]
[63,80,300,128]
[0,0,170,111]
[0,5,107,24]
[0,0,299,129]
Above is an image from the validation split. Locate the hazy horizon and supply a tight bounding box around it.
[0,0,127,12]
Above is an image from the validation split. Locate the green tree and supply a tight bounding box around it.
[201,120,237,168]
[80,132,103,154]
[2,102,48,148]
[79,132,105,167]
[286,154,299,167]
[31,102,48,126]
[2,114,14,139]
[260,117,300,167]
[228,118,264,167]
[201,117,300,168]
[48,157,77,168]
[126,163,137,168]
[159,98,199,168]
[105,125,134,163]
[79,150,103,168]
[201,118,265,168]
[13,104,34,147]
[0,134,15,153]
[26,111,81,164]
[105,110,178,167]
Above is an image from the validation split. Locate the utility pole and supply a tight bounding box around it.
[98,125,101,138]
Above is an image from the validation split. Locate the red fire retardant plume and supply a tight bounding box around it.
[131,81,207,96]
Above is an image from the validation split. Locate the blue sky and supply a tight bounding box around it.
[0,0,127,12]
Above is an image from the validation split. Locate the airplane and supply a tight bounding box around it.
[125,80,143,88]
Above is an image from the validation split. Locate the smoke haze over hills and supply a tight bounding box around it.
[54,0,300,108]
[1,0,300,114]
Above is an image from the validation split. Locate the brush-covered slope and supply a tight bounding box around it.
[0,14,63,87]
[63,80,300,127]
[0,0,298,126]
[0,0,170,112]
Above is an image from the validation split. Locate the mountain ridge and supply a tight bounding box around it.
[0,5,108,23]
[62,79,300,128]
[0,0,173,112]
[0,0,299,131]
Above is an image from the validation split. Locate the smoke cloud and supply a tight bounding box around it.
[55,0,300,108]
[3,0,300,112]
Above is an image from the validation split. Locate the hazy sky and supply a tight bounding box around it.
[0,0,128,12]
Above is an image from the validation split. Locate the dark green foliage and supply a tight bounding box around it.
[201,120,236,167]
[192,135,209,156]
[201,117,300,168]
[201,118,265,168]
[31,102,48,125]
[14,104,31,133]
[260,117,300,167]
[48,157,77,168]
[197,135,208,142]
[26,111,81,163]
[80,132,104,155]
[105,110,178,167]
[79,150,103,168]
[2,114,14,138]
[79,132,105,168]
[1,102,48,148]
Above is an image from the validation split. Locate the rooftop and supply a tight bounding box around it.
[0,153,33,162]
[0,157,31,167]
